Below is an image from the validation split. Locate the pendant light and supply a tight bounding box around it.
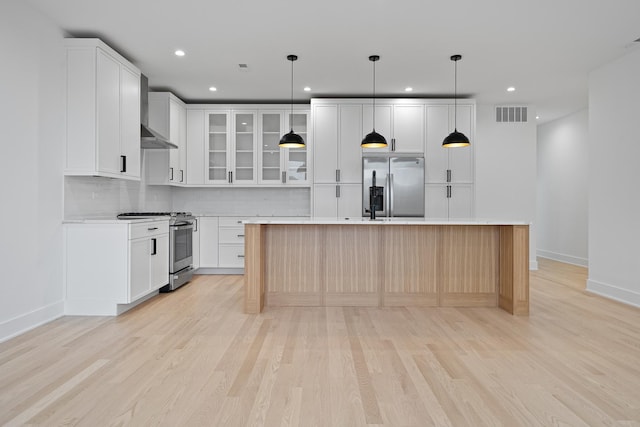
[443,54,470,148]
[361,55,388,148]
[279,54,305,148]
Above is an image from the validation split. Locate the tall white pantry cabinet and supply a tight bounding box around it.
[311,99,475,219]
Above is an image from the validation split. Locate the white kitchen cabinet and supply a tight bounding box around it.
[313,184,362,219]
[64,220,169,315]
[186,109,205,184]
[65,38,141,180]
[363,103,425,153]
[425,183,474,219]
[218,217,247,268]
[425,104,474,184]
[258,111,310,185]
[148,92,187,184]
[205,111,258,185]
[313,103,363,184]
[198,217,219,268]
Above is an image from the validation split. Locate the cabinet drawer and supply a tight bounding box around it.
[219,245,245,268]
[219,217,250,227]
[219,227,245,244]
[130,221,169,239]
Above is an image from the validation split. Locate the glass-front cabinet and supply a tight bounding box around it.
[258,110,309,185]
[233,111,257,184]
[205,108,308,186]
[206,111,257,185]
[286,112,309,183]
[207,111,230,184]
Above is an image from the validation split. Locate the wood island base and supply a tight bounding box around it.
[244,222,529,315]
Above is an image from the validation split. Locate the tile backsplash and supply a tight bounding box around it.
[64,176,172,218]
[65,177,311,219]
[171,187,310,216]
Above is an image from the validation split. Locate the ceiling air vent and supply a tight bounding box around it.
[496,106,528,123]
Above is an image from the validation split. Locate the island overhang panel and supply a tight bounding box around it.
[244,220,529,315]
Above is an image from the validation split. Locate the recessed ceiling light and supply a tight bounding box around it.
[303,86,311,92]
[405,87,413,92]
[536,116,540,120]
[174,50,185,57]
[507,87,516,92]
[209,86,217,92]
[241,122,247,126]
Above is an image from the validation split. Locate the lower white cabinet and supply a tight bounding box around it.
[425,184,474,219]
[64,220,169,315]
[218,217,248,268]
[198,217,219,268]
[313,184,362,218]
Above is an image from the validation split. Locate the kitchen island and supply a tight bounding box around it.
[243,219,529,315]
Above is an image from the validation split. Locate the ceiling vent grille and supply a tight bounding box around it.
[496,106,528,123]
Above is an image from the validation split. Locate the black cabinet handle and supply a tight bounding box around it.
[446,185,452,198]
[121,155,127,173]
[336,185,341,198]
[147,227,158,231]
[446,169,452,183]
[282,171,286,183]
[237,254,245,258]
[170,167,174,180]
[180,170,184,183]
[151,238,157,255]
[237,234,245,238]
[391,138,396,151]
[194,218,198,232]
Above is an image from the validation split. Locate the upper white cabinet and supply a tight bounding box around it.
[425,104,474,184]
[181,105,309,187]
[312,103,362,184]
[258,111,310,184]
[363,103,425,153]
[148,92,187,184]
[65,38,141,180]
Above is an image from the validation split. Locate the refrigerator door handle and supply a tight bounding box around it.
[389,173,394,217]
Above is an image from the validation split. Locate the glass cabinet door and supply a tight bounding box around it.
[207,112,230,183]
[285,112,309,183]
[260,112,284,183]
[233,112,257,184]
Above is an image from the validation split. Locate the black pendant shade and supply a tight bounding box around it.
[279,129,305,147]
[362,55,388,148]
[443,54,470,148]
[280,54,305,148]
[362,130,387,148]
[442,130,470,148]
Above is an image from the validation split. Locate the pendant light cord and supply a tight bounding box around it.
[372,59,376,131]
[454,58,457,130]
[290,58,294,132]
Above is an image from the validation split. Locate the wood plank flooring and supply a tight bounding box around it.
[2,259,640,426]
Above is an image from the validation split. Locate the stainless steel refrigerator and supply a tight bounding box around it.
[362,155,425,217]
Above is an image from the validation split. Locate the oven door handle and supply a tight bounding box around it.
[171,223,194,230]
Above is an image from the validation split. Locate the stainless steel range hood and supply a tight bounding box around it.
[140,74,178,149]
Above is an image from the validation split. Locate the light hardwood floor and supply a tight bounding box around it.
[2,259,640,426]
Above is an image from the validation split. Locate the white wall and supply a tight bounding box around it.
[475,105,538,269]
[0,1,66,341]
[536,109,589,266]
[587,48,640,307]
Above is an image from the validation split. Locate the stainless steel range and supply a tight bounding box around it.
[117,212,195,291]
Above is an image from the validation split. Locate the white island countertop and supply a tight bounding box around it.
[243,217,529,225]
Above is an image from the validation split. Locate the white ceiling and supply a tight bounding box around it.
[28,0,640,123]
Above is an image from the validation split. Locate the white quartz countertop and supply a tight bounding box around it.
[63,217,170,224]
[243,217,529,225]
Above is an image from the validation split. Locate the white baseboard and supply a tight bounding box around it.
[587,279,640,309]
[529,259,538,271]
[0,301,65,343]
[537,250,588,267]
